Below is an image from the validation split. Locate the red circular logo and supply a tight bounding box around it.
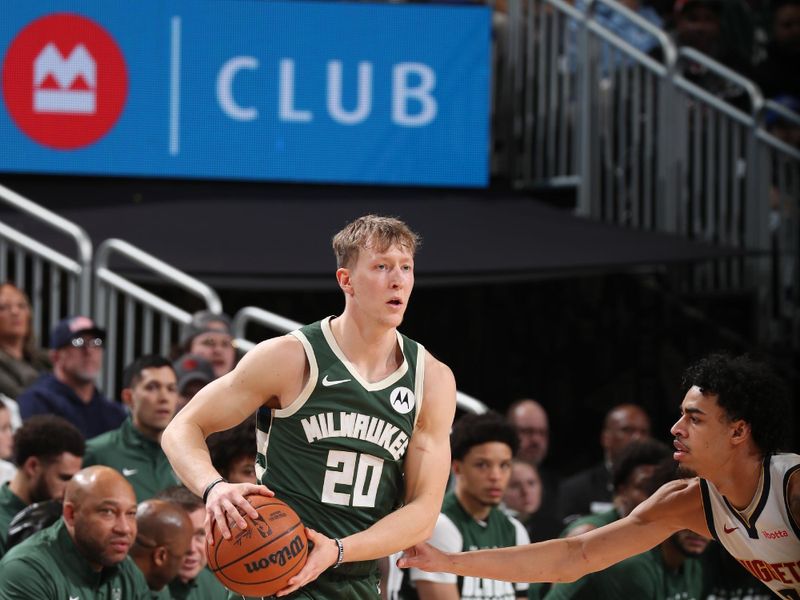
[2,13,127,150]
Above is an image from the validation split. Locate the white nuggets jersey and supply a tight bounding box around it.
[700,453,800,598]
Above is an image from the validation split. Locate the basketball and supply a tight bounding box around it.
[207,495,308,597]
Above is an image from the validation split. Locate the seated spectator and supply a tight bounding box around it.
[83,355,180,502]
[575,0,664,70]
[558,403,651,524]
[172,353,215,413]
[0,415,84,556]
[0,465,149,599]
[562,438,672,537]
[129,499,193,597]
[0,283,50,402]
[756,0,800,99]
[524,440,670,599]
[409,412,529,600]
[671,0,755,103]
[0,400,14,485]
[545,463,709,599]
[177,311,236,379]
[207,414,257,484]
[506,399,561,541]
[155,485,229,600]
[17,315,126,439]
[503,459,562,543]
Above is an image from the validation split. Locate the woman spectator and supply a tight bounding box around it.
[0,283,50,401]
[176,310,236,379]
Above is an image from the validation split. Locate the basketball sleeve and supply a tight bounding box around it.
[511,517,531,593]
[409,513,461,585]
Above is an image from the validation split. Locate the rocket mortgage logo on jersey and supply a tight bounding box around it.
[2,13,127,150]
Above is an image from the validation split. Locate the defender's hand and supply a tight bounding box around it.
[397,543,449,573]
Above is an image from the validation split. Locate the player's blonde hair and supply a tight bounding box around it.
[332,215,420,268]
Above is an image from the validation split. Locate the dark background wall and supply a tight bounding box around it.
[215,270,788,477]
[3,174,796,476]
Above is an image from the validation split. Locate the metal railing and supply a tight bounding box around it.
[0,189,492,411]
[758,103,800,343]
[0,184,92,345]
[505,0,800,342]
[232,306,488,414]
[93,238,223,395]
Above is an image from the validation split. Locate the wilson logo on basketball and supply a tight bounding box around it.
[243,535,306,573]
[1,13,127,149]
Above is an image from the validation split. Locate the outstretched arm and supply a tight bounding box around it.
[399,478,709,583]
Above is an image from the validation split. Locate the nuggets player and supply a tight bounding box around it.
[163,215,456,599]
[400,354,800,598]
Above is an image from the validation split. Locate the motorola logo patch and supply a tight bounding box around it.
[389,386,415,414]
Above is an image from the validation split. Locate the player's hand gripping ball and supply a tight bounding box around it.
[207,495,308,596]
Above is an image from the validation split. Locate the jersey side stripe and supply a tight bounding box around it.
[275,330,319,419]
[699,478,720,542]
[255,406,273,481]
[413,343,426,430]
[782,463,800,539]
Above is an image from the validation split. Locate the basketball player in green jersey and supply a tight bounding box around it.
[162,215,457,599]
[399,354,800,599]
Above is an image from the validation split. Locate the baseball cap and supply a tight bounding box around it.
[180,310,233,347]
[50,315,106,350]
[173,353,215,395]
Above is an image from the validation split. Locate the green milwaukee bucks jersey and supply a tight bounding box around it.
[255,316,424,579]
[411,492,529,600]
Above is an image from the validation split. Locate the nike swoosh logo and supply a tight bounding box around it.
[122,468,138,477]
[724,525,738,534]
[70,596,80,600]
[321,375,351,387]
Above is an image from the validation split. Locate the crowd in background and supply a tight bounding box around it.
[0,1,795,598]
[0,282,785,599]
[525,0,800,146]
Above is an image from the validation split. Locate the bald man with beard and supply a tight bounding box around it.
[0,465,150,599]
[130,499,193,598]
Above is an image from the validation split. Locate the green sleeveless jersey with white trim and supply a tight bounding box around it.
[410,492,529,600]
[255,316,424,578]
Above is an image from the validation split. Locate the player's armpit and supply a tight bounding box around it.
[629,477,712,539]
[786,468,800,530]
